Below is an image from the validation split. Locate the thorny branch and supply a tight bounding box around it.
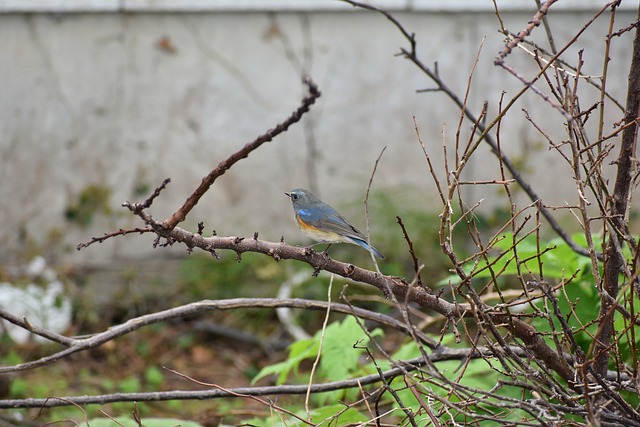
[76,227,154,250]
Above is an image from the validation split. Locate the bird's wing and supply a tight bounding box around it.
[297,205,365,240]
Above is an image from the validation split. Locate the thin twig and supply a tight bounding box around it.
[364,145,387,270]
[76,227,154,250]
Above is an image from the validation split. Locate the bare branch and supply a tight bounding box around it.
[0,347,548,410]
[0,298,440,374]
[595,1,640,376]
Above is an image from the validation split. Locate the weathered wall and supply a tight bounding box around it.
[0,4,636,265]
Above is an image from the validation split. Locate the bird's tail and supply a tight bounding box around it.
[349,237,384,259]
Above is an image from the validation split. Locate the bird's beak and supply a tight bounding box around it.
[284,192,291,198]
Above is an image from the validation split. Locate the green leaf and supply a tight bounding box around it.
[309,403,368,425]
[319,316,383,381]
[252,316,383,387]
[529,277,599,353]
[392,341,424,360]
[252,337,318,385]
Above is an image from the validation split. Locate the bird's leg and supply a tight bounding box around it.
[303,242,332,258]
[321,244,332,258]
[303,242,321,256]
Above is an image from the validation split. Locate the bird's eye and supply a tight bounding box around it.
[292,194,299,200]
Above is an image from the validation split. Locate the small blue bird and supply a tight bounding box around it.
[285,188,384,259]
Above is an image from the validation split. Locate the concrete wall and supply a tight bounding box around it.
[0,2,637,265]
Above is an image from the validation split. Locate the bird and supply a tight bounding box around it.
[285,188,384,259]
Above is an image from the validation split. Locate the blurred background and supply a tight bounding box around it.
[0,0,638,424]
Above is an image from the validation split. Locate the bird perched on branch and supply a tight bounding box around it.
[285,188,384,259]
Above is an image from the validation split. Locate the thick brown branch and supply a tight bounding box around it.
[594,2,640,377]
[153,222,462,315]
